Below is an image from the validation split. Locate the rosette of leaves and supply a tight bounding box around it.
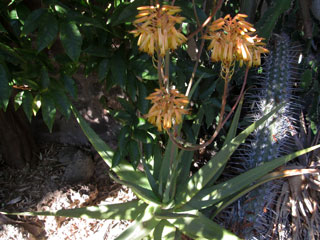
[2,98,319,239]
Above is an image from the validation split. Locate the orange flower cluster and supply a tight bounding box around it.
[131,4,187,56]
[204,14,269,67]
[145,88,189,131]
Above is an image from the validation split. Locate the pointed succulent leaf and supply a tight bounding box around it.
[175,103,285,206]
[167,210,240,240]
[0,199,147,220]
[185,144,320,211]
[115,205,161,240]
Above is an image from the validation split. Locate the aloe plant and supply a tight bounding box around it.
[1,4,319,239]
[1,100,319,239]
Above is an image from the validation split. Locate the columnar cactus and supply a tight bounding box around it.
[221,34,301,239]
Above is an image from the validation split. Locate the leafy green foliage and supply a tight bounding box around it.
[256,0,292,40]
[1,0,320,239]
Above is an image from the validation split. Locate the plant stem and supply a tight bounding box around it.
[170,65,249,151]
[164,50,170,90]
[187,0,224,40]
[158,52,164,88]
[185,0,224,97]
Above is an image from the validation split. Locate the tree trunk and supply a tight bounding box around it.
[0,98,38,169]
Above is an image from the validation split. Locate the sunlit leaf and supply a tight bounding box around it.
[22,91,33,122]
[0,199,147,220]
[41,93,56,132]
[175,103,285,206]
[168,211,239,240]
[60,21,82,61]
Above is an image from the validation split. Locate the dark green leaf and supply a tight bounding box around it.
[117,98,134,113]
[66,11,106,30]
[256,0,291,40]
[137,81,148,114]
[83,45,111,57]
[0,42,25,64]
[98,58,110,81]
[37,13,58,52]
[21,8,45,35]
[22,91,33,122]
[118,126,131,154]
[61,75,77,98]
[40,66,50,88]
[51,89,71,119]
[110,0,147,26]
[301,69,312,90]
[133,129,153,144]
[203,102,217,127]
[16,4,31,22]
[112,149,122,168]
[41,93,56,132]
[60,21,82,61]
[111,54,126,87]
[126,73,137,101]
[0,63,11,110]
[129,140,140,169]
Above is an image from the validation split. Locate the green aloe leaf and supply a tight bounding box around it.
[168,210,240,240]
[71,105,151,189]
[115,205,161,240]
[175,103,285,206]
[211,168,320,218]
[142,157,159,198]
[1,199,147,220]
[37,13,58,52]
[60,21,82,61]
[185,144,320,211]
[159,140,177,198]
[205,95,244,188]
[153,220,177,240]
[110,173,161,205]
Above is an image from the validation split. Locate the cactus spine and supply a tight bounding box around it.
[220,34,301,239]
